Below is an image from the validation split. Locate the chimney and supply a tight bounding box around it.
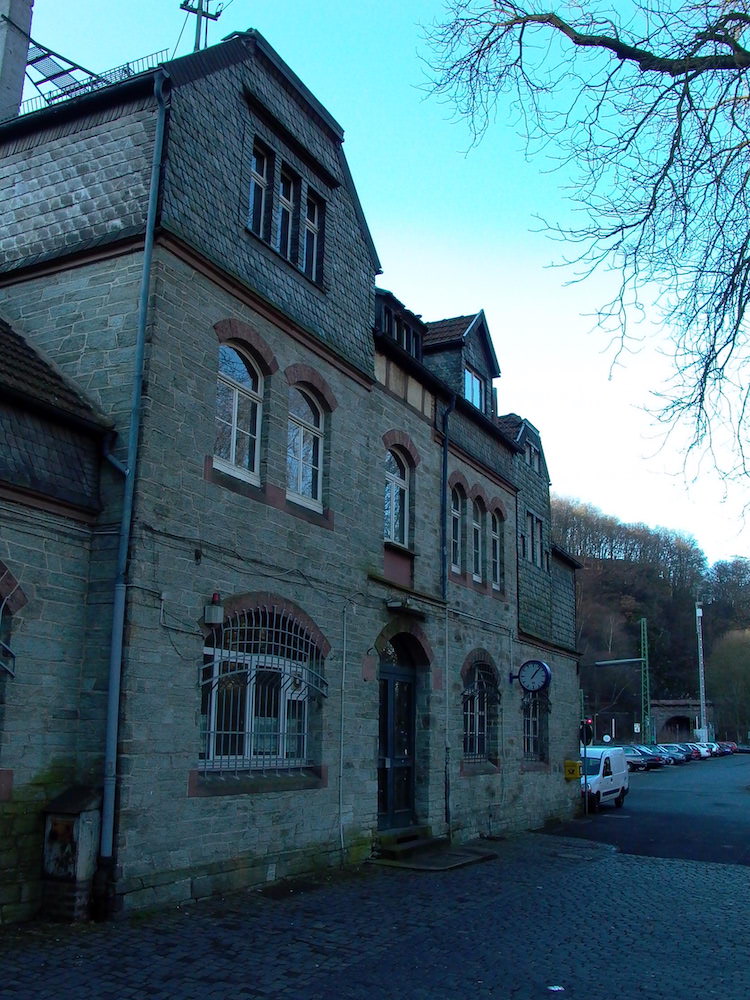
[0,0,33,121]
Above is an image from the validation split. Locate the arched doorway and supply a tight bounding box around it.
[377,634,426,830]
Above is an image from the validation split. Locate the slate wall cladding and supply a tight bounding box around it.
[0,99,156,271]
[162,54,377,379]
[0,403,101,509]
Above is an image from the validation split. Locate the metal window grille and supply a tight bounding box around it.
[463,664,499,762]
[522,692,550,761]
[0,591,17,678]
[200,606,327,774]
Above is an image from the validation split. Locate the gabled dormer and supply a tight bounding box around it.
[422,311,500,419]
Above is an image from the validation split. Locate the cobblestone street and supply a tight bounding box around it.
[3,833,749,1000]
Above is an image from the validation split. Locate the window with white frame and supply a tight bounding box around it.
[491,511,504,590]
[302,193,323,282]
[525,441,541,472]
[276,168,298,261]
[471,499,484,581]
[463,367,484,410]
[384,449,409,546]
[286,386,323,509]
[214,345,263,483]
[463,663,499,762]
[524,511,544,567]
[522,691,549,762]
[200,606,327,773]
[450,486,463,572]
[249,141,271,240]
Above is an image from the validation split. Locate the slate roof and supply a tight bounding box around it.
[0,319,110,511]
[497,413,524,442]
[0,318,110,431]
[424,315,479,347]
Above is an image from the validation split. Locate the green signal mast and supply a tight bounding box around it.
[593,616,652,743]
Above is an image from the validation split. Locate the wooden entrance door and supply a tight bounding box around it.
[377,659,416,829]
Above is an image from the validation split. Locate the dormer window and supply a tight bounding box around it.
[525,442,541,472]
[377,299,422,360]
[464,367,484,410]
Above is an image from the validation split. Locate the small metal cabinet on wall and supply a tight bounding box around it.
[42,785,101,921]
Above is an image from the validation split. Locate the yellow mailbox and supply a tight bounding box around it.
[564,759,583,781]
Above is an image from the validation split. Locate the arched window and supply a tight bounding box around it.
[450,487,463,572]
[287,386,323,510]
[463,663,500,762]
[214,345,263,483]
[384,449,409,545]
[523,691,550,762]
[491,511,504,590]
[200,606,327,773]
[471,499,484,582]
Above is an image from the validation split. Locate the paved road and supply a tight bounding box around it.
[557,751,750,865]
[3,758,750,1000]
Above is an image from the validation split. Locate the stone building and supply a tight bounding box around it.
[0,25,579,923]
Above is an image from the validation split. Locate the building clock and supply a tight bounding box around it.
[516,660,552,692]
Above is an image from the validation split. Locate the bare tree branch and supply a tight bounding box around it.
[427,1,750,479]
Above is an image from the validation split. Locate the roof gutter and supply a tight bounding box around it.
[95,67,169,918]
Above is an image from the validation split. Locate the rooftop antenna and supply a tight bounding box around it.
[179,0,224,52]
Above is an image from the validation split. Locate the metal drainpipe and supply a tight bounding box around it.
[339,602,349,856]
[96,69,170,913]
[440,395,456,832]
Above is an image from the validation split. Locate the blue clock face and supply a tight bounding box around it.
[518,660,551,692]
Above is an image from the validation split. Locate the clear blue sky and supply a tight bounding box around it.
[22,0,749,566]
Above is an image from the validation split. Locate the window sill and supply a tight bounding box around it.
[244,227,327,292]
[204,459,333,529]
[460,759,500,777]
[520,760,550,773]
[383,543,414,588]
[212,457,260,487]
[188,765,327,797]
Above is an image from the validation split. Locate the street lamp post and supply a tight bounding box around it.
[696,603,708,740]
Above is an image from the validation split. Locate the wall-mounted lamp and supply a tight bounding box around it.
[203,592,224,625]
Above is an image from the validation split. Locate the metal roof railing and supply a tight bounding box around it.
[17,49,168,117]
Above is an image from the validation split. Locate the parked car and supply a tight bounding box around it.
[634,745,667,767]
[658,744,691,763]
[677,743,701,760]
[621,746,649,771]
[621,746,664,770]
[718,742,736,753]
[686,742,712,759]
[734,744,750,753]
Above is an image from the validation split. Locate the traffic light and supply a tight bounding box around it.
[579,719,593,746]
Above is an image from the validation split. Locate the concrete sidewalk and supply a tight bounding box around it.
[2,833,748,1000]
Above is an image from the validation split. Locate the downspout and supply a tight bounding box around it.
[339,602,349,856]
[440,395,456,833]
[96,69,170,915]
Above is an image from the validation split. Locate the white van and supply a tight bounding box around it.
[580,746,629,811]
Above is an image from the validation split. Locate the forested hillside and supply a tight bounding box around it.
[552,497,750,740]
